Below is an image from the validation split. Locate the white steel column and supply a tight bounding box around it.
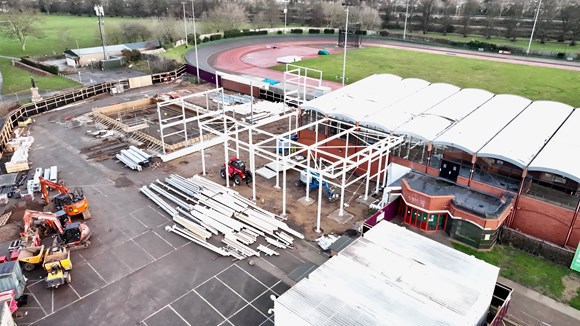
[282,155,287,216]
[305,149,312,200]
[197,117,206,175]
[181,99,188,141]
[382,148,390,187]
[249,127,256,202]
[375,144,383,193]
[364,147,372,200]
[316,173,323,233]
[274,143,280,189]
[157,103,166,155]
[235,123,240,157]
[222,90,229,188]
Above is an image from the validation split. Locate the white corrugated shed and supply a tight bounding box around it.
[395,88,494,141]
[477,101,574,169]
[274,222,499,326]
[433,94,532,154]
[528,108,580,183]
[361,83,461,132]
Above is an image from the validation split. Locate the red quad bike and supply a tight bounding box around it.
[220,157,253,185]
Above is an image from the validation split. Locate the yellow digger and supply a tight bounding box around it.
[18,245,46,272]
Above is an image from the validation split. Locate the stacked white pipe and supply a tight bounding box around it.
[116,146,151,171]
[139,175,304,260]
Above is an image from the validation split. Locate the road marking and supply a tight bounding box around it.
[86,262,107,284]
[51,289,54,313]
[152,230,177,250]
[168,305,193,326]
[27,291,47,316]
[92,185,108,197]
[132,239,156,261]
[67,283,82,299]
[258,316,274,326]
[214,277,268,319]
[193,289,229,322]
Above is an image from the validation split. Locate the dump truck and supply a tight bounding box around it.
[42,247,72,289]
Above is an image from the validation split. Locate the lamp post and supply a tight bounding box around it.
[191,0,200,83]
[526,0,542,55]
[94,5,108,68]
[403,0,410,40]
[284,1,288,34]
[181,2,188,46]
[341,6,349,87]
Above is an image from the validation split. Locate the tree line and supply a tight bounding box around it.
[2,0,579,51]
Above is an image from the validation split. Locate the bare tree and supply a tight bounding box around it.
[121,22,153,42]
[503,0,525,40]
[103,23,124,44]
[440,0,457,35]
[0,7,44,51]
[351,4,381,30]
[483,0,502,39]
[154,16,179,44]
[204,2,247,32]
[568,4,580,45]
[459,0,480,37]
[535,0,558,43]
[379,0,396,27]
[417,0,436,34]
[39,0,54,15]
[322,2,345,28]
[557,2,579,42]
[260,0,281,28]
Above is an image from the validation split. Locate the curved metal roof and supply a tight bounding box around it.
[528,108,580,183]
[477,101,574,169]
[433,94,532,154]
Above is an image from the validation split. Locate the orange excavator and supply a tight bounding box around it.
[21,209,92,251]
[39,177,92,220]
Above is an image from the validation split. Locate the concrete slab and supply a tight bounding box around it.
[111,240,154,271]
[89,250,132,284]
[27,281,53,315]
[256,167,277,179]
[144,306,189,326]
[217,265,267,302]
[53,283,81,311]
[67,260,106,297]
[114,214,149,238]
[271,282,291,296]
[229,305,267,326]
[171,291,226,326]
[298,196,315,206]
[131,206,169,228]
[133,230,174,259]
[234,263,280,288]
[260,248,304,274]
[196,277,246,318]
[328,208,354,224]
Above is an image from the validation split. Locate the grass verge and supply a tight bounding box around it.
[272,47,580,106]
[452,243,580,309]
[0,59,79,95]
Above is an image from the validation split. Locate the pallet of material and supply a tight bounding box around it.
[5,161,29,173]
[0,212,12,227]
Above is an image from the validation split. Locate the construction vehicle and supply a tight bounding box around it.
[42,246,72,289]
[298,170,339,202]
[18,245,46,271]
[21,210,92,251]
[220,157,253,185]
[39,177,92,220]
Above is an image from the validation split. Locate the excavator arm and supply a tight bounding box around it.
[39,177,69,205]
[21,209,64,236]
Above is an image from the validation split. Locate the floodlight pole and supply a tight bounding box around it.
[526,0,542,55]
[94,5,108,67]
[284,1,288,34]
[182,2,188,46]
[191,0,200,83]
[341,6,349,87]
[403,0,409,40]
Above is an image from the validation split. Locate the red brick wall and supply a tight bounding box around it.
[449,202,512,230]
[401,179,454,211]
[469,179,513,197]
[513,196,578,247]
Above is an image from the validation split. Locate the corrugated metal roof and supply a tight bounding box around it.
[67,44,130,56]
[274,222,499,326]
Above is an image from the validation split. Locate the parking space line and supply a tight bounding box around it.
[214,278,269,319]
[232,264,271,290]
[27,291,47,316]
[91,185,108,197]
[86,262,107,284]
[152,230,177,250]
[129,212,150,229]
[109,250,133,271]
[258,316,274,326]
[223,279,281,324]
[67,284,82,299]
[131,239,156,261]
[194,264,236,290]
[51,289,54,313]
[193,289,229,322]
[168,305,193,326]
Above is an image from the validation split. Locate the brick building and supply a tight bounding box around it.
[299,74,579,250]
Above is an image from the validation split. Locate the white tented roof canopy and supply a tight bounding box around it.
[274,222,499,326]
[361,83,461,132]
[528,109,580,183]
[433,94,532,154]
[395,88,494,141]
[477,101,574,169]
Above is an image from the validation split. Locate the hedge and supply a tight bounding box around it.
[209,34,222,41]
[290,29,303,34]
[323,28,335,34]
[223,30,268,39]
[308,29,320,34]
[20,57,59,75]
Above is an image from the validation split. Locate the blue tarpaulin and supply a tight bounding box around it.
[262,78,280,85]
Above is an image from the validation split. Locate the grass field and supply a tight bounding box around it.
[453,243,580,310]
[0,59,79,95]
[392,31,579,54]
[273,47,580,106]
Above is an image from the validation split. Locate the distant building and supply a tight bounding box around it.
[64,41,160,67]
